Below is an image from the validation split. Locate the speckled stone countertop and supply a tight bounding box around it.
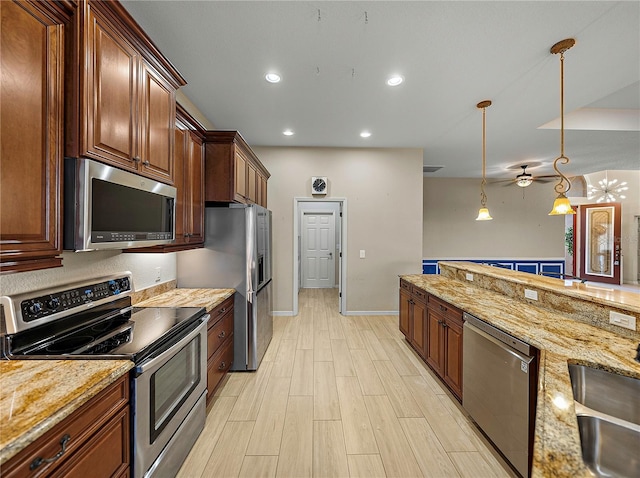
[0,360,133,464]
[134,288,235,312]
[400,273,640,478]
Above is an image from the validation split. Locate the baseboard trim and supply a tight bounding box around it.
[342,310,398,316]
[272,311,295,316]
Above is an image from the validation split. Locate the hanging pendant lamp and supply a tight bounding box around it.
[548,38,577,215]
[476,100,493,221]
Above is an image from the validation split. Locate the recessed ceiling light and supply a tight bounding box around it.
[386,75,404,86]
[360,131,371,138]
[265,73,281,83]
[283,129,294,136]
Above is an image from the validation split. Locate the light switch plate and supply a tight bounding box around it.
[466,273,473,281]
[609,311,636,331]
[524,289,538,301]
[359,250,366,259]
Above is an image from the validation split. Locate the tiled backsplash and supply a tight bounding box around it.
[422,258,565,276]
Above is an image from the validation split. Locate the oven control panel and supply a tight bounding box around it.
[21,276,131,322]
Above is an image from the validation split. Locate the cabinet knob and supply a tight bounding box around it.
[143,160,150,166]
[218,361,226,370]
[439,305,447,312]
[133,156,141,162]
[30,434,70,470]
[218,331,226,339]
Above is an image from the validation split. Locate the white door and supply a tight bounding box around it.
[302,212,335,288]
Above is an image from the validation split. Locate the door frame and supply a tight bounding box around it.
[293,197,347,315]
[301,210,337,289]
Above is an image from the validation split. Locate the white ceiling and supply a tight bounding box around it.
[121,1,640,179]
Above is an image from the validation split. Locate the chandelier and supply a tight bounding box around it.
[587,173,628,203]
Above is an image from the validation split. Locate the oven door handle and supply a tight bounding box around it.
[136,314,210,375]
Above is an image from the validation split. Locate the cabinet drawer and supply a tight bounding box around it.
[412,287,427,303]
[428,295,462,324]
[4,375,129,478]
[400,279,412,293]
[209,296,234,323]
[207,338,234,402]
[207,311,234,360]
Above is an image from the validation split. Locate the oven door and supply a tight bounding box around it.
[133,314,209,478]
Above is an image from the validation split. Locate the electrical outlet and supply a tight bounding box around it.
[524,289,538,301]
[155,267,162,283]
[359,250,366,259]
[609,311,636,331]
[465,273,473,281]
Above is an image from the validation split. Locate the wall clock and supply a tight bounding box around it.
[312,176,327,195]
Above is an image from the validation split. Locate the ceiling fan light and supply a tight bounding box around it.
[516,177,533,187]
[476,208,493,221]
[548,193,576,215]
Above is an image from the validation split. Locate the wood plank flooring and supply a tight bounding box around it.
[178,288,516,478]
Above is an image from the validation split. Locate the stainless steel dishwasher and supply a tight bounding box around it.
[463,312,538,478]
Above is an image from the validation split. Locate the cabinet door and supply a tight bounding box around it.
[399,288,411,338]
[443,318,463,399]
[411,299,427,358]
[234,149,248,201]
[85,8,138,169]
[185,132,204,243]
[172,127,187,245]
[0,0,64,272]
[139,61,175,183]
[258,174,268,207]
[425,309,444,375]
[247,161,257,204]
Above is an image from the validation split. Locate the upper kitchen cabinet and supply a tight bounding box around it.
[65,0,186,185]
[131,104,205,253]
[204,131,270,207]
[0,0,73,273]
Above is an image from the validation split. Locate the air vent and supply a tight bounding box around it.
[423,165,444,174]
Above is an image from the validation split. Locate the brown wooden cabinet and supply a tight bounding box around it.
[0,0,72,274]
[204,131,270,207]
[399,280,464,401]
[3,374,130,478]
[65,0,185,184]
[398,280,427,358]
[207,295,235,406]
[130,104,205,253]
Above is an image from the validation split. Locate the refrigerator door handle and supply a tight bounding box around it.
[248,289,255,304]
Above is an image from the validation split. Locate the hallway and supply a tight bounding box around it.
[177,288,515,477]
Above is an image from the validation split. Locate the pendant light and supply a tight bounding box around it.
[476,100,493,221]
[548,38,577,215]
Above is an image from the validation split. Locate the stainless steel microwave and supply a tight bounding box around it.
[64,158,176,251]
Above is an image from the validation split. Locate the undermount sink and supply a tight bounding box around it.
[568,363,640,425]
[568,364,640,478]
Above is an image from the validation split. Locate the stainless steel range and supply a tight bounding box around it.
[1,273,209,478]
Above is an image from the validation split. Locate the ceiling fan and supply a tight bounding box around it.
[500,165,558,188]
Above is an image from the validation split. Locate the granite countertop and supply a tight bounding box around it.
[134,288,235,312]
[400,273,640,478]
[0,360,133,465]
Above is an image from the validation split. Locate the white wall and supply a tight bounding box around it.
[254,146,424,314]
[423,177,565,259]
[0,251,176,296]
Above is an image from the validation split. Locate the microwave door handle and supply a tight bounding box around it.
[136,314,209,375]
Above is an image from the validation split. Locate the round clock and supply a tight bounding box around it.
[312,176,327,194]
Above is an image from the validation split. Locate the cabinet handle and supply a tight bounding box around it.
[218,331,226,339]
[30,434,70,470]
[133,156,141,163]
[218,361,226,370]
[143,160,150,166]
[442,323,448,328]
[439,305,447,312]
[219,307,226,314]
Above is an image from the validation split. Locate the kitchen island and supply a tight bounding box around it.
[401,261,640,478]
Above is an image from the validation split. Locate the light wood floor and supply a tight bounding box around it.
[178,288,516,478]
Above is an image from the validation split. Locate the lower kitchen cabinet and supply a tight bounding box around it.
[206,295,235,406]
[3,374,130,478]
[399,280,464,401]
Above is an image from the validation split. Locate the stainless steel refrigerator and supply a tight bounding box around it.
[176,204,273,371]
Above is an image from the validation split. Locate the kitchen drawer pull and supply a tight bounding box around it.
[219,307,227,314]
[218,361,226,370]
[218,331,226,339]
[30,434,70,470]
[439,305,447,312]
